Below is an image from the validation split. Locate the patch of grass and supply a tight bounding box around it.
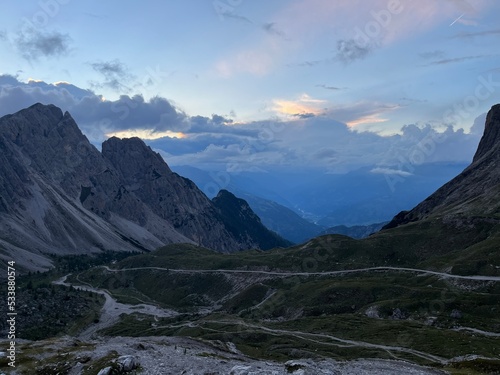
[1,339,95,375]
[445,358,500,375]
[223,283,269,314]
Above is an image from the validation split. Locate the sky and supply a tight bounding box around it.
[0,0,499,174]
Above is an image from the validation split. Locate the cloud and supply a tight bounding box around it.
[272,94,327,118]
[293,113,316,119]
[262,23,287,39]
[316,84,345,91]
[336,39,373,64]
[424,55,489,66]
[0,75,483,173]
[370,167,413,177]
[0,30,6,41]
[469,112,486,135]
[0,75,188,141]
[90,59,135,92]
[326,102,400,128]
[451,28,500,39]
[288,60,323,68]
[15,28,71,60]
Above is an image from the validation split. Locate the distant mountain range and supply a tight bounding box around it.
[0,104,289,271]
[173,162,468,243]
[320,222,388,239]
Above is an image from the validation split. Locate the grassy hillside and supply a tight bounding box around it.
[71,238,500,374]
[107,216,500,277]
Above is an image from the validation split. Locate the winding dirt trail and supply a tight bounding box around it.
[53,275,178,339]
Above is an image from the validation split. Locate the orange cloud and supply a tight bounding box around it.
[346,114,389,128]
[273,94,327,117]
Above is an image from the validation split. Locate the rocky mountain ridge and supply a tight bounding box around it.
[0,103,286,271]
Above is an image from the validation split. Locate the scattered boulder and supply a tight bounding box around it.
[230,365,252,375]
[450,309,462,319]
[390,308,406,320]
[365,306,380,319]
[97,367,112,375]
[117,355,137,372]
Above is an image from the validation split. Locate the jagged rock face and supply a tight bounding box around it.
[384,104,500,229]
[0,103,281,271]
[102,137,241,251]
[0,104,105,197]
[473,103,500,162]
[0,104,161,270]
[212,189,292,250]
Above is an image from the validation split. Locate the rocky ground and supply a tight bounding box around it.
[2,335,448,375]
[88,336,449,374]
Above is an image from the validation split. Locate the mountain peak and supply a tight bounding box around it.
[212,189,292,249]
[102,136,171,177]
[27,102,64,118]
[473,103,500,162]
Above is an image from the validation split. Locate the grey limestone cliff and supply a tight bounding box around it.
[0,103,281,271]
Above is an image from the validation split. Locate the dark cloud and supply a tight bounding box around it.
[336,39,373,64]
[15,28,71,60]
[90,59,135,92]
[0,75,483,172]
[452,29,500,39]
[316,84,345,91]
[292,39,373,67]
[0,75,187,139]
[0,74,22,86]
[424,55,487,66]
[292,113,316,119]
[262,23,287,39]
[288,60,323,68]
